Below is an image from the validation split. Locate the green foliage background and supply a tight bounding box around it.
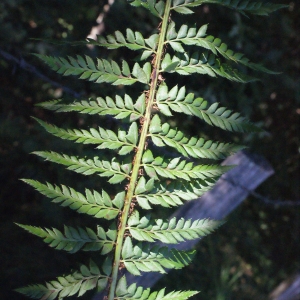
[0,0,299,299]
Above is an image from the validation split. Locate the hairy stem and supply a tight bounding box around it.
[107,1,172,299]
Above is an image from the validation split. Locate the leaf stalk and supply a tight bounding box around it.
[107,1,172,299]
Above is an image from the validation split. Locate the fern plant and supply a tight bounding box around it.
[16,0,286,299]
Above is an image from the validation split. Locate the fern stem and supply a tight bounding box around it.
[107,1,172,299]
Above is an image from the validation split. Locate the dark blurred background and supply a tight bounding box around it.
[0,0,299,299]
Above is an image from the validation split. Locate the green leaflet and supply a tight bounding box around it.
[15,261,109,299]
[155,84,261,132]
[149,115,245,159]
[44,30,158,59]
[121,237,195,275]
[22,179,124,219]
[161,52,258,82]
[33,151,131,184]
[37,93,146,122]
[134,176,216,209]
[166,21,279,74]
[115,276,198,299]
[136,177,217,209]
[127,210,222,243]
[35,118,138,155]
[34,54,151,85]
[142,149,232,181]
[86,29,158,60]
[16,224,116,254]
[171,0,288,16]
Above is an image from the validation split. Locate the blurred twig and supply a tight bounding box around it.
[225,178,300,207]
[86,0,115,45]
[0,48,81,98]
[250,190,300,206]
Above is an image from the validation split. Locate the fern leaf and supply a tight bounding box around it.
[86,30,158,60]
[166,21,278,74]
[35,54,151,85]
[161,52,257,82]
[121,237,195,275]
[149,115,244,159]
[134,176,215,209]
[155,84,260,132]
[15,261,109,299]
[16,224,115,254]
[22,179,124,219]
[37,93,146,122]
[136,186,212,209]
[33,151,131,183]
[171,0,288,16]
[115,276,198,299]
[142,149,231,181]
[36,31,158,61]
[127,210,221,243]
[34,118,138,154]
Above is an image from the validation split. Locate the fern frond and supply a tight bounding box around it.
[171,0,288,16]
[86,30,158,60]
[16,261,109,299]
[127,210,221,243]
[149,115,244,159]
[35,54,151,85]
[161,52,257,82]
[166,21,278,74]
[16,224,115,254]
[143,160,229,181]
[17,0,283,297]
[121,237,195,275]
[35,118,138,155]
[37,93,146,122]
[33,151,131,183]
[90,30,154,50]
[135,177,215,209]
[22,179,124,219]
[142,149,231,181]
[155,84,261,132]
[115,276,198,299]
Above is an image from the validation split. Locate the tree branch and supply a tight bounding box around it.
[0,48,81,98]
